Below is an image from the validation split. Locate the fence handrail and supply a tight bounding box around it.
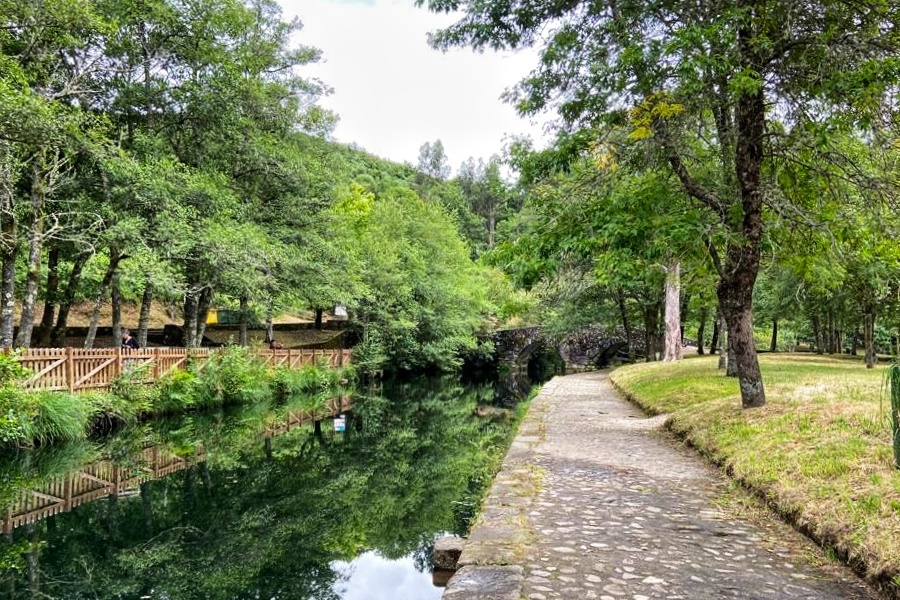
[10,346,352,394]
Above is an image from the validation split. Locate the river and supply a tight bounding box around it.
[0,373,540,599]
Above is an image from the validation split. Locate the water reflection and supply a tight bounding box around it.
[332,552,442,600]
[0,377,525,599]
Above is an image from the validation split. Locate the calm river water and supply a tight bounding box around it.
[0,374,536,599]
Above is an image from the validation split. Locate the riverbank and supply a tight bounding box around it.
[610,354,900,596]
[0,347,352,447]
[443,371,878,599]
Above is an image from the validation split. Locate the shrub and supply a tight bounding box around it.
[272,364,353,399]
[84,391,143,436]
[192,345,270,407]
[109,362,157,415]
[0,351,29,385]
[154,370,200,414]
[23,391,92,445]
[0,387,32,446]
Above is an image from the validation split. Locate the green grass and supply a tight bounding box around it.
[610,354,900,590]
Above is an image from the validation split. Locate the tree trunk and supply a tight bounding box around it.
[826,310,835,354]
[52,252,89,346]
[642,306,655,362]
[137,277,153,348]
[663,260,682,362]
[264,298,274,345]
[851,323,859,356]
[196,286,212,344]
[84,249,123,349]
[0,236,17,349]
[697,306,708,355]
[0,142,16,349]
[864,308,876,369]
[812,314,823,354]
[238,295,249,345]
[717,310,727,370]
[111,268,122,346]
[769,319,778,353]
[726,340,738,377]
[723,38,766,407]
[182,290,199,348]
[16,158,48,348]
[710,316,719,355]
[36,246,60,346]
[616,289,633,361]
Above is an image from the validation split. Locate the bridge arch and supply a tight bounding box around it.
[491,325,632,372]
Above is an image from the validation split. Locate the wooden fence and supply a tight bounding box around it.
[1,445,205,534]
[2,395,352,533]
[14,347,352,393]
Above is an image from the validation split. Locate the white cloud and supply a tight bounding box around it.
[331,552,443,600]
[281,0,552,173]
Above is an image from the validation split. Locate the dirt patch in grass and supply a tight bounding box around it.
[611,354,900,597]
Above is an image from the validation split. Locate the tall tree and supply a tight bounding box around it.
[419,0,900,407]
[417,140,451,180]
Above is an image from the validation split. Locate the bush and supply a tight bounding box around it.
[109,363,158,414]
[271,364,350,399]
[26,391,93,444]
[192,345,270,407]
[85,391,144,435]
[154,370,200,414]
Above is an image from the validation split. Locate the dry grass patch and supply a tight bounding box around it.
[610,354,900,593]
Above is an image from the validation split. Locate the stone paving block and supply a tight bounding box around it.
[442,565,524,600]
[434,535,465,571]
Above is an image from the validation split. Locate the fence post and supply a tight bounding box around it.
[153,347,160,380]
[66,346,74,393]
[116,346,123,380]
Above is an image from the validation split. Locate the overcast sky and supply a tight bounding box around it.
[280,0,551,174]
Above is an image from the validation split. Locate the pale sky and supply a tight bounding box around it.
[280,0,552,174]
[331,551,442,600]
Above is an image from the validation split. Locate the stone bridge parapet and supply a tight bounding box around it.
[491,325,640,372]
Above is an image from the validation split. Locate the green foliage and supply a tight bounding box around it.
[191,346,271,407]
[153,370,201,415]
[0,352,29,386]
[331,184,493,373]
[271,364,349,399]
[26,391,92,444]
[888,363,900,469]
[108,363,157,415]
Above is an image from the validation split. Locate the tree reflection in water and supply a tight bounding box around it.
[0,376,525,599]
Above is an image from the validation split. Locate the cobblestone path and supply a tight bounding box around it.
[444,372,881,600]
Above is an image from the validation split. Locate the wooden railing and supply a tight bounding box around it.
[2,395,352,533]
[14,347,352,394]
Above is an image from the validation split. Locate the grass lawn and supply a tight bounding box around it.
[610,353,900,593]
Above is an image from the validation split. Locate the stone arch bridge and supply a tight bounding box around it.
[492,325,641,372]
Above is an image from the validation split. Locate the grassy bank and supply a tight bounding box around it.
[610,354,900,594]
[0,346,354,447]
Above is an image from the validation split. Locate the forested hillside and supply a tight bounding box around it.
[0,0,531,373]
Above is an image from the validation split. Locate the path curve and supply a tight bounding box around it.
[444,371,881,600]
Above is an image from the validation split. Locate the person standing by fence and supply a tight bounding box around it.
[121,329,140,349]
